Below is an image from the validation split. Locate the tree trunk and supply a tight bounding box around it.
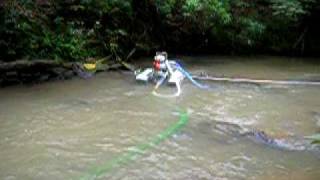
[0,59,73,73]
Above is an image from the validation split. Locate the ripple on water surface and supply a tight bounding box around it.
[0,57,320,180]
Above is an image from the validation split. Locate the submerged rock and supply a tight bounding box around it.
[196,120,319,153]
[245,130,309,151]
[312,111,320,128]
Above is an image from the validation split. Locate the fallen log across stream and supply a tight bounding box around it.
[0,58,123,73]
[0,59,123,85]
[193,75,320,86]
[0,60,73,73]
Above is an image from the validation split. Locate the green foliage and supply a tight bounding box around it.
[155,0,176,16]
[271,0,315,22]
[42,23,94,61]
[0,0,98,61]
[182,0,231,24]
[0,0,319,62]
[236,17,266,46]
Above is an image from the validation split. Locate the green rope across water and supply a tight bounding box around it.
[80,111,189,180]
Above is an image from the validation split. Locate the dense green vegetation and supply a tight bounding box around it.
[0,0,319,63]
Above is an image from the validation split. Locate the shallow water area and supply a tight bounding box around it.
[0,56,320,180]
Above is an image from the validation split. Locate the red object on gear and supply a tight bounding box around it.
[153,59,160,71]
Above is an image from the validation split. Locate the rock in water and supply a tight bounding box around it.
[311,111,320,128]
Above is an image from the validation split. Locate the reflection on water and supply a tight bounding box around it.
[0,56,320,179]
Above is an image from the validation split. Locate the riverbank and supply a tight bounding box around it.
[0,59,125,87]
[1,55,320,87]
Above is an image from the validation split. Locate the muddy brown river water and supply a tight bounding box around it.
[0,56,320,180]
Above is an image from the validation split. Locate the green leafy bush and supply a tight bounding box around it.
[0,0,98,61]
[271,0,315,22]
[0,0,319,62]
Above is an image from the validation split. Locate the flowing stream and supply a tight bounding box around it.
[0,56,320,180]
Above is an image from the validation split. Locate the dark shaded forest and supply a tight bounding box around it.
[1,0,319,62]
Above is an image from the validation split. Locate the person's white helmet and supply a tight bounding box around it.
[155,54,166,62]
